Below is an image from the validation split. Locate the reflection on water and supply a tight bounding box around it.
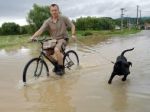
[0,30,150,112]
[109,82,129,112]
[22,77,78,112]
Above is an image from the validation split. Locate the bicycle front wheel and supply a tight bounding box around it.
[63,50,79,71]
[23,58,49,84]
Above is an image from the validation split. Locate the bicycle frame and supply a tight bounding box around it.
[23,38,79,83]
[32,47,57,77]
[33,38,74,73]
[38,47,58,67]
[37,38,67,66]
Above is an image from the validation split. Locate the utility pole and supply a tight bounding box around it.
[127,15,131,30]
[121,8,125,30]
[136,5,139,28]
[128,17,131,30]
[139,10,142,29]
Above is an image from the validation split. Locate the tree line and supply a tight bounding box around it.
[0,4,150,36]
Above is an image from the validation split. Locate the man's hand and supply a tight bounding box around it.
[29,37,36,42]
[71,35,77,42]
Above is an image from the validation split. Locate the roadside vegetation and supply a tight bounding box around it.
[0,4,144,49]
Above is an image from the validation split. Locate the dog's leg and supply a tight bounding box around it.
[122,75,127,81]
[108,73,115,84]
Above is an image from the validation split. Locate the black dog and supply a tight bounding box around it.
[108,48,134,84]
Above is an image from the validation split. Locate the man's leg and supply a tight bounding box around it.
[54,39,66,75]
[54,47,64,65]
[45,49,55,60]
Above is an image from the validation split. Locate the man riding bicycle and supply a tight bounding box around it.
[30,4,76,76]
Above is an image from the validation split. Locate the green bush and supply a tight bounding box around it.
[82,31,93,36]
[75,17,115,31]
[1,22,20,35]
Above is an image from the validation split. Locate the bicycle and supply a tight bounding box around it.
[23,37,79,84]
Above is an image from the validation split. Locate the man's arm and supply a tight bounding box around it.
[30,20,49,40]
[71,23,76,41]
[31,29,43,40]
[63,16,77,41]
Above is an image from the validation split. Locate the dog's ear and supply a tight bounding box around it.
[128,62,132,67]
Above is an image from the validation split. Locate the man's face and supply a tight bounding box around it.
[50,6,59,18]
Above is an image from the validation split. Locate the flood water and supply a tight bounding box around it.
[0,30,150,112]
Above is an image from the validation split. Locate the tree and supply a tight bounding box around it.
[20,25,31,34]
[1,22,20,35]
[27,4,51,31]
[75,17,115,30]
[0,27,2,35]
[144,19,150,23]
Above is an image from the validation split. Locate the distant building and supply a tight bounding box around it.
[145,23,150,30]
[115,25,121,30]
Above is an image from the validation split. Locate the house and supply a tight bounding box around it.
[115,25,121,30]
[145,23,150,30]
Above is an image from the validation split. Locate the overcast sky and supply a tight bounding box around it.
[0,0,150,26]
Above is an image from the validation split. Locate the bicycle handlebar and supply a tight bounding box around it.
[29,37,52,44]
[37,38,52,43]
[29,36,77,44]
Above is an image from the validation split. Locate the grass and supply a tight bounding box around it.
[0,29,141,49]
[76,29,140,38]
[0,34,29,48]
[70,29,141,45]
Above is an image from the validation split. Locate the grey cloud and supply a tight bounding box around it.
[0,0,149,25]
[0,0,59,19]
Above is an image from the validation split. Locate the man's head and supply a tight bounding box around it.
[49,4,60,18]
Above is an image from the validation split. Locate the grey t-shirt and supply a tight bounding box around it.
[39,15,73,39]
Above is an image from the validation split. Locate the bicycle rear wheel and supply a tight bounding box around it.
[23,58,49,84]
[63,50,79,71]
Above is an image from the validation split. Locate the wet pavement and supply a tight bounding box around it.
[0,30,150,112]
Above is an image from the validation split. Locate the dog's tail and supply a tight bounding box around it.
[121,48,134,56]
